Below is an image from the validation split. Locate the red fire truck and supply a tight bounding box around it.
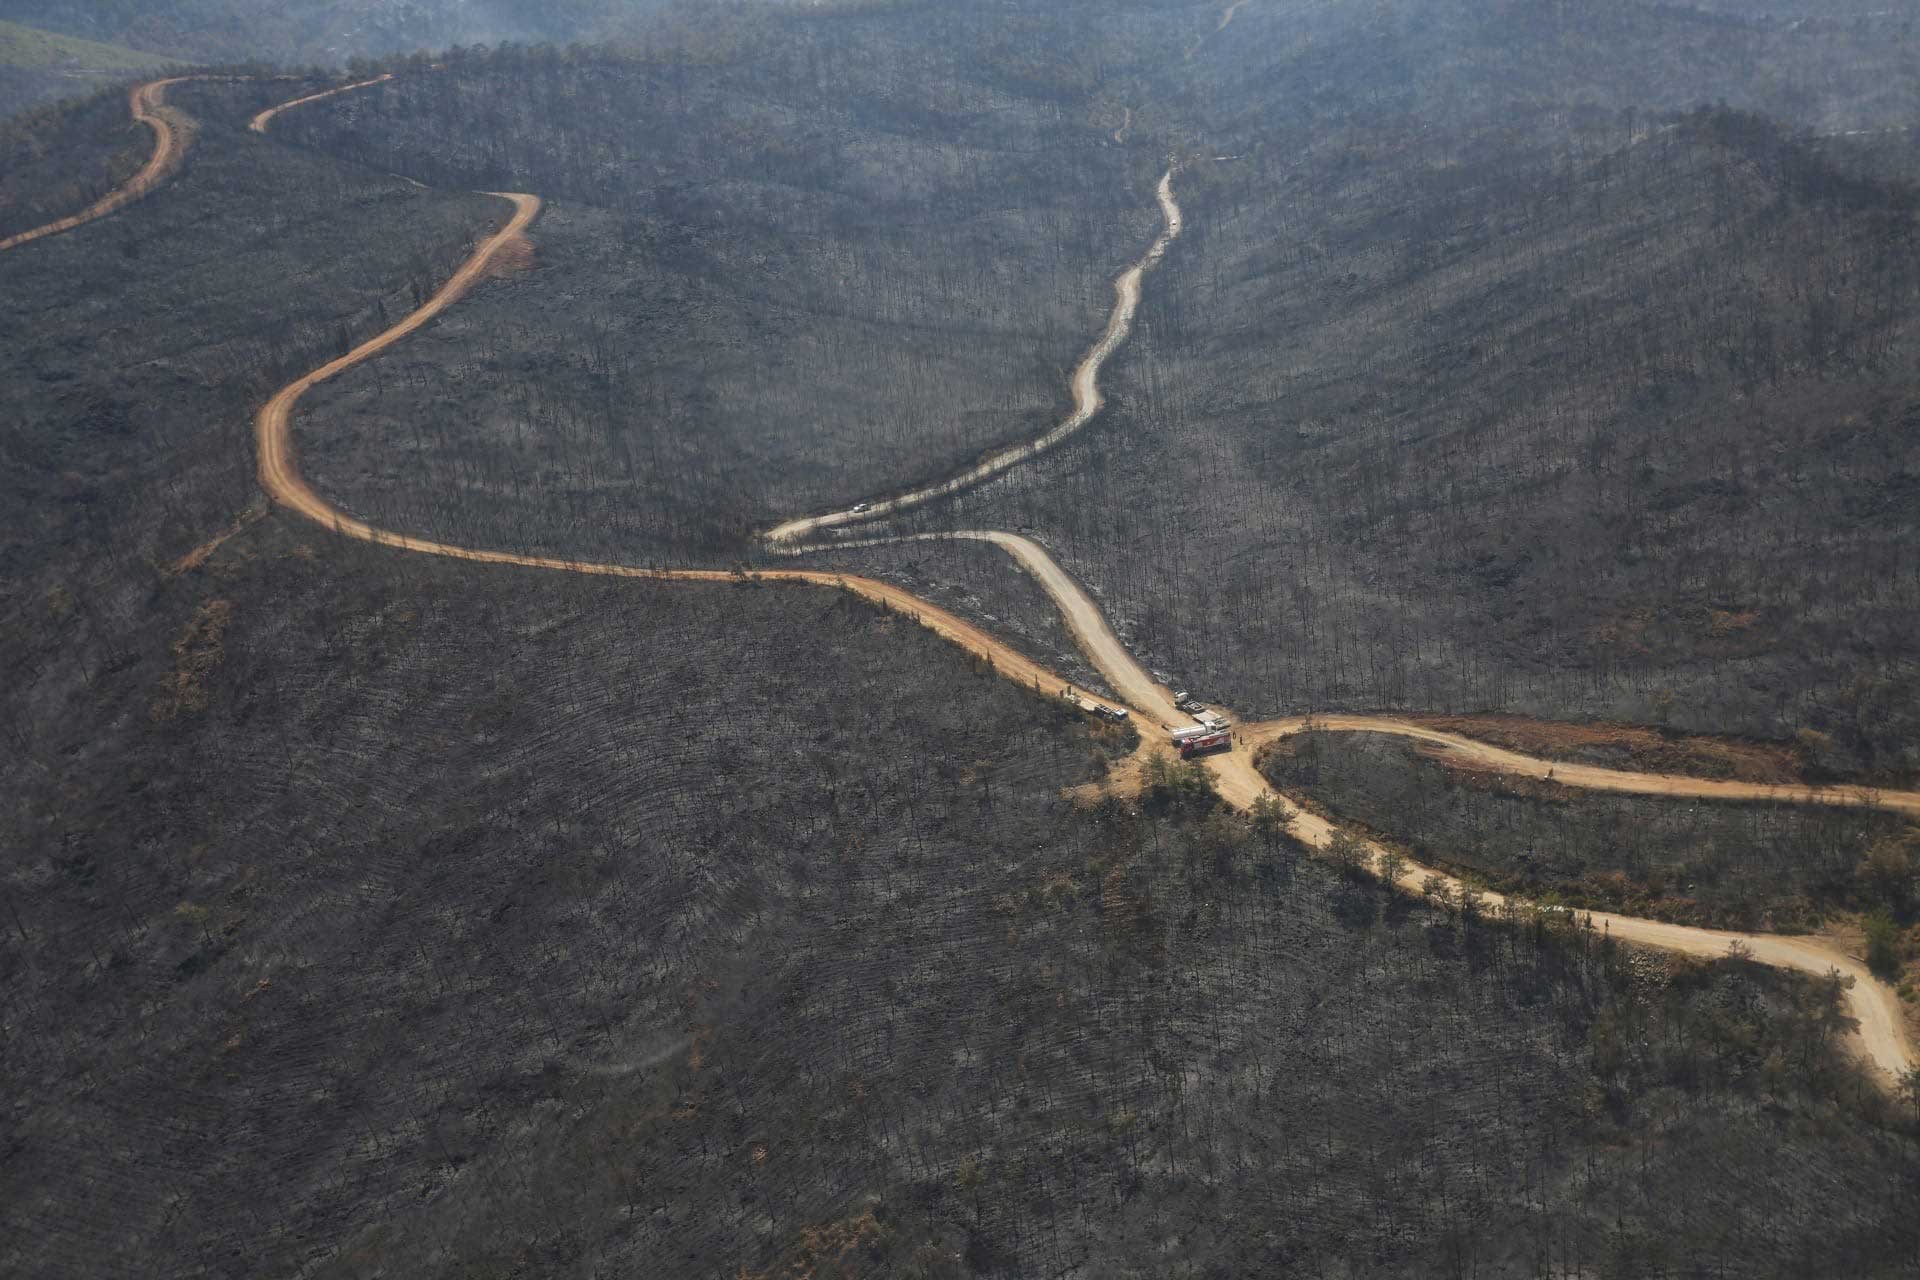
[1177,729,1231,760]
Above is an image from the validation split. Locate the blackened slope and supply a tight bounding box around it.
[937,106,1920,778]
[0,533,1106,1277]
[270,20,1158,555]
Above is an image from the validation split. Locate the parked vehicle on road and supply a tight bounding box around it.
[1178,730,1231,760]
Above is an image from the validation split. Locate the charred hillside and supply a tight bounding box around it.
[262,26,1161,557]
[227,0,1920,781]
[1262,729,1914,933]
[5,523,1916,1279]
[928,105,1920,779]
[0,77,501,787]
[3,1,1920,1276]
[0,86,163,239]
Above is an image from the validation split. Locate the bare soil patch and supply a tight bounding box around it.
[482,230,534,279]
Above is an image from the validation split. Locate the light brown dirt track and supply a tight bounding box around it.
[248,74,394,133]
[252,192,1133,724]
[763,171,1183,544]
[1240,715,1920,818]
[1197,750,1916,1084]
[0,77,196,253]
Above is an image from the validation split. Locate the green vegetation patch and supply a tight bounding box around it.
[0,19,176,70]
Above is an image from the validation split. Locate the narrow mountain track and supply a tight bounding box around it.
[763,170,1183,544]
[0,76,195,253]
[248,73,393,133]
[1198,749,1916,1084]
[792,530,1186,728]
[0,72,396,255]
[234,81,1914,1082]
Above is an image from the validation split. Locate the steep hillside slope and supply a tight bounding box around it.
[1161,0,1920,139]
[1264,731,1914,931]
[253,0,1920,778]
[0,530,1111,1277]
[0,86,158,237]
[0,18,165,68]
[932,106,1920,779]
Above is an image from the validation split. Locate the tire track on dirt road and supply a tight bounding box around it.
[241,85,1912,1082]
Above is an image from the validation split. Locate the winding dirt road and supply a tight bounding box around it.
[1,72,396,255]
[248,74,394,134]
[781,529,1917,1079]
[0,77,194,254]
[1197,750,1916,1084]
[960,531,1184,726]
[251,192,1135,724]
[764,170,1183,543]
[237,83,1915,1082]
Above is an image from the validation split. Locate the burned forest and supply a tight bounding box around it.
[3,1,1920,1276]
